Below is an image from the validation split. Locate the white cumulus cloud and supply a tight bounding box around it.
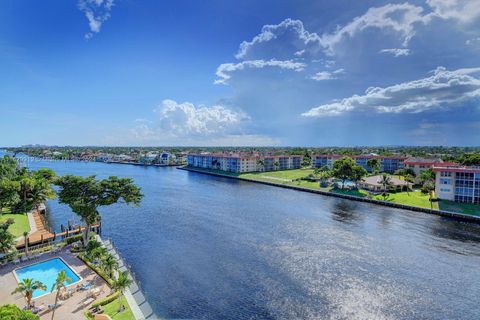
[426,0,480,23]
[302,66,480,117]
[321,3,426,53]
[235,18,322,60]
[310,68,345,81]
[214,59,306,84]
[153,99,248,135]
[379,48,411,57]
[78,0,114,39]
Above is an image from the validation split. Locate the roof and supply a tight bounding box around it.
[404,157,444,165]
[313,154,406,160]
[432,164,480,174]
[361,175,407,187]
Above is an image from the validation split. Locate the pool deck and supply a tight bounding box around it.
[0,248,111,320]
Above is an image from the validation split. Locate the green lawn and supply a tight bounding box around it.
[102,296,135,320]
[240,168,314,181]
[372,190,439,210]
[331,188,369,197]
[0,209,30,238]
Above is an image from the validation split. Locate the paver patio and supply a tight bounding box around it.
[0,247,111,320]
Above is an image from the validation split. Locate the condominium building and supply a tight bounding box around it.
[433,164,480,204]
[187,153,302,173]
[312,154,406,173]
[404,157,445,177]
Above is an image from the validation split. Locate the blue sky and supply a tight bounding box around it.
[0,0,479,147]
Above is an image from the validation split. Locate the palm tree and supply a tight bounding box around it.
[11,278,47,309]
[50,271,72,320]
[421,180,436,209]
[378,173,392,200]
[273,161,280,171]
[404,174,414,195]
[112,271,133,312]
[101,254,119,278]
[23,231,29,256]
[256,159,265,172]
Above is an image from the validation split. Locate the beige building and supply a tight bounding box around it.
[358,175,410,192]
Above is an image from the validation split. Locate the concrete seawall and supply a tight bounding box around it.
[178,166,480,224]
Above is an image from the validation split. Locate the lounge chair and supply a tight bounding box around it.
[83,297,95,307]
[20,256,28,262]
[31,304,45,314]
[48,302,62,310]
[13,259,20,264]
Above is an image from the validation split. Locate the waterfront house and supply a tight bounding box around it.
[433,164,480,204]
[358,175,408,192]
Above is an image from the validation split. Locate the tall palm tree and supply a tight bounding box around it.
[101,254,119,278]
[23,231,29,256]
[112,271,133,312]
[378,173,392,200]
[404,174,414,195]
[273,161,280,171]
[50,271,72,320]
[11,278,47,309]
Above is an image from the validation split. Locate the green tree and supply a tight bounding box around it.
[458,153,480,166]
[352,165,367,188]
[420,169,435,184]
[404,174,414,195]
[366,158,381,174]
[50,271,72,320]
[421,180,436,209]
[0,219,15,253]
[17,175,36,212]
[33,168,57,183]
[332,157,356,189]
[11,278,47,309]
[101,254,119,278]
[28,178,56,213]
[317,171,331,188]
[378,173,393,200]
[273,161,280,171]
[301,151,311,167]
[0,156,20,180]
[0,179,20,212]
[55,175,143,245]
[0,304,39,320]
[112,271,134,312]
[256,159,265,171]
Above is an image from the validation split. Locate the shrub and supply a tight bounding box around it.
[0,304,39,320]
[92,291,121,308]
[78,254,114,286]
[66,234,83,245]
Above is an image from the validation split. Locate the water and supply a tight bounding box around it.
[15,258,81,298]
[4,151,480,319]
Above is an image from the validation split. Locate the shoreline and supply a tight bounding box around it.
[178,166,480,224]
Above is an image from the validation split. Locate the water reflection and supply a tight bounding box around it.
[330,200,363,224]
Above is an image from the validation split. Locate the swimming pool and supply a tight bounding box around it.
[14,258,82,298]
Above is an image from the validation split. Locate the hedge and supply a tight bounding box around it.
[77,254,114,286]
